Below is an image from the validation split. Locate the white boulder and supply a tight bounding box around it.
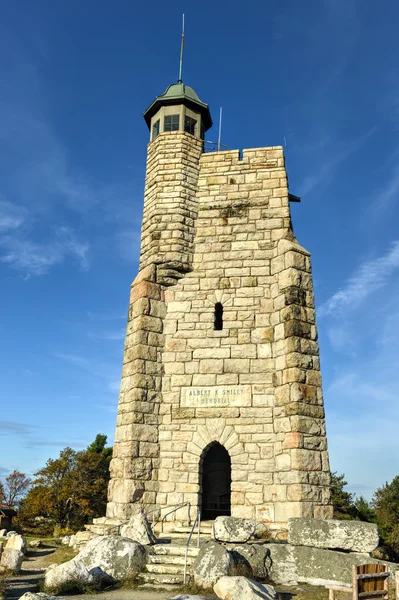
[213,517,256,543]
[120,505,156,545]
[61,536,70,545]
[5,533,27,554]
[76,535,146,580]
[6,531,18,537]
[214,576,277,600]
[288,518,379,553]
[1,548,24,571]
[0,529,7,537]
[44,559,93,589]
[193,541,234,589]
[20,594,63,600]
[170,596,210,600]
[68,535,76,547]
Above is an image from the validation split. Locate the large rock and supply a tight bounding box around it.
[213,517,256,543]
[231,544,270,580]
[214,576,277,600]
[1,548,24,571]
[20,594,65,600]
[61,536,71,545]
[170,596,210,600]
[76,535,146,580]
[45,559,93,589]
[288,518,379,553]
[264,543,399,586]
[6,531,18,537]
[5,533,27,554]
[119,505,156,545]
[193,541,234,589]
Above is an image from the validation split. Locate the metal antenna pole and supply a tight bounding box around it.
[178,14,185,83]
[217,107,223,152]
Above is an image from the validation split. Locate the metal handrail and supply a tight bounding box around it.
[183,510,201,585]
[145,502,191,533]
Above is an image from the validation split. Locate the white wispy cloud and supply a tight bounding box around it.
[319,240,399,316]
[0,226,89,275]
[0,198,26,232]
[369,161,399,215]
[299,128,376,196]
[0,52,140,278]
[54,352,121,402]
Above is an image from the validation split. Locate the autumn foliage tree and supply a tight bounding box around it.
[17,434,112,533]
[3,470,31,507]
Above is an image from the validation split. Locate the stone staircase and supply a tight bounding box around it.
[85,517,214,588]
[140,520,214,587]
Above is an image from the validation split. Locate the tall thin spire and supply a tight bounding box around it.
[178,14,185,84]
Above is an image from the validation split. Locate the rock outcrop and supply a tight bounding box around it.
[20,594,64,600]
[76,535,146,580]
[213,517,256,544]
[288,518,379,553]
[119,505,156,545]
[231,544,270,580]
[1,548,24,572]
[214,576,277,600]
[45,559,94,589]
[264,543,398,586]
[193,541,234,589]
[5,533,27,554]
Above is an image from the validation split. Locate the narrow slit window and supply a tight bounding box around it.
[152,119,160,140]
[214,303,223,330]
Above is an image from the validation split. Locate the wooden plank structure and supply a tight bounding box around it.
[326,564,390,600]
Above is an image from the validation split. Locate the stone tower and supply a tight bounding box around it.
[106,78,333,535]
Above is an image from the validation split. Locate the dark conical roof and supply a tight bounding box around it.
[143,82,213,131]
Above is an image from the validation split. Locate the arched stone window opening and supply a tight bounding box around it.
[214,302,223,330]
[199,442,231,520]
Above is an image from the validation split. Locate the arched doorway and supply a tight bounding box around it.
[201,443,231,520]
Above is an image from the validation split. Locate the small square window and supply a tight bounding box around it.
[152,119,160,139]
[184,116,197,136]
[164,114,179,132]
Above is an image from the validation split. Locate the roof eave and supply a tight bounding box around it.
[143,97,213,131]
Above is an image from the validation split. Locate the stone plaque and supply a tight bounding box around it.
[181,385,251,408]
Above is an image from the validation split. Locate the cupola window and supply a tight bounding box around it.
[214,303,223,331]
[164,114,180,132]
[184,116,197,136]
[152,119,160,139]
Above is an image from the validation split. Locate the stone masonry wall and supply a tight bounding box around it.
[107,132,202,520]
[107,134,332,529]
[156,147,332,530]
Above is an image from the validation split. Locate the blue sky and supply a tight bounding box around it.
[1,0,399,501]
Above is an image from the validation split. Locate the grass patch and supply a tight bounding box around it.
[44,578,105,596]
[178,580,215,596]
[0,574,7,600]
[114,575,140,590]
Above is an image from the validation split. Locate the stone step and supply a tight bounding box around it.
[92,516,122,525]
[146,563,185,575]
[148,553,195,565]
[152,544,199,557]
[139,571,185,585]
[172,525,213,534]
[161,531,210,540]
